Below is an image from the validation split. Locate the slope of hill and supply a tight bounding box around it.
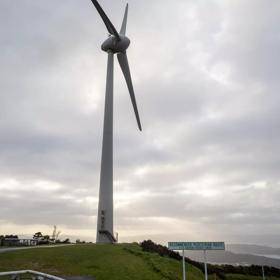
[185,246,280,268]
[227,244,280,258]
[0,243,280,280]
[0,243,206,280]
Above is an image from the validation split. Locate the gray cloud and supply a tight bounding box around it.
[0,0,280,246]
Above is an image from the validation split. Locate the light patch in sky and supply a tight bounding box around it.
[209,62,231,85]
[252,181,267,190]
[0,178,62,192]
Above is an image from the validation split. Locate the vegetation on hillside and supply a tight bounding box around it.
[0,241,279,280]
[140,240,280,279]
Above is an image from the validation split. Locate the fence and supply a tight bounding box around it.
[0,270,65,280]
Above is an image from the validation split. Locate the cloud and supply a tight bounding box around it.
[0,0,280,246]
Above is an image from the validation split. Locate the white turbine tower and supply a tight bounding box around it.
[90,0,142,244]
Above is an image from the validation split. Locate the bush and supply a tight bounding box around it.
[140,240,280,279]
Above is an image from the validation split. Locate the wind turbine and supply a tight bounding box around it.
[90,0,142,244]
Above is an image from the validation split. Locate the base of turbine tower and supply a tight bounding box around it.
[96,230,117,244]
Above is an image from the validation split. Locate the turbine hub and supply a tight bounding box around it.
[101,35,130,53]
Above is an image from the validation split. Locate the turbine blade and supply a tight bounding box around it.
[117,52,142,131]
[90,0,120,40]
[120,4,128,35]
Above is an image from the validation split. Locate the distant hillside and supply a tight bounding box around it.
[184,247,280,268]
[227,244,280,257]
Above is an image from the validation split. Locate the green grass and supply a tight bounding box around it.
[1,244,279,280]
[0,243,206,280]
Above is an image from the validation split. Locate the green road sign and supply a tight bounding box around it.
[168,242,225,251]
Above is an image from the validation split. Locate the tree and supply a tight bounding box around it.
[62,238,70,244]
[4,235,18,239]
[33,232,43,240]
[43,235,50,241]
[0,235,4,246]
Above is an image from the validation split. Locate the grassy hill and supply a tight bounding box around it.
[0,243,279,280]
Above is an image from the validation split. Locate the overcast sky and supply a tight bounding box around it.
[1,0,280,246]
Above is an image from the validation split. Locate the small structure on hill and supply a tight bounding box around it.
[1,235,38,247]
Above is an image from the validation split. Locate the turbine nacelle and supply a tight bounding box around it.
[91,0,142,130]
[90,0,142,131]
[101,35,131,53]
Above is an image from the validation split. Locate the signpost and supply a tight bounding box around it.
[182,248,186,280]
[168,242,225,280]
[262,266,266,280]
